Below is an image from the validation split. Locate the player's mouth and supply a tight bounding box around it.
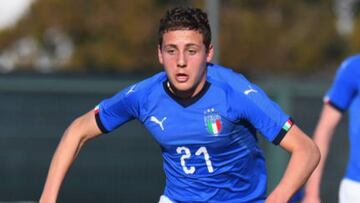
[175,73,189,83]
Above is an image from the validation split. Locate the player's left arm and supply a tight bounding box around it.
[266,125,320,203]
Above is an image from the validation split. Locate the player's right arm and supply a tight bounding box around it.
[302,103,342,203]
[39,109,102,203]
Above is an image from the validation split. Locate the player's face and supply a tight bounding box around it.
[158,30,213,98]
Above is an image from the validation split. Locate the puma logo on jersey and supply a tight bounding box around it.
[150,116,167,131]
[126,84,137,95]
[244,85,258,95]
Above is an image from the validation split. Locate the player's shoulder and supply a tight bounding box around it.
[126,71,167,97]
[207,63,253,93]
[207,63,247,80]
[338,54,360,76]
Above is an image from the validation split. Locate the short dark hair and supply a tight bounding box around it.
[158,7,212,51]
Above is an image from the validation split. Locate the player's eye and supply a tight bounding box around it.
[165,49,176,55]
[188,49,197,55]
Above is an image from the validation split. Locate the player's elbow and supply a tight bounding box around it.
[303,139,321,170]
[314,143,321,167]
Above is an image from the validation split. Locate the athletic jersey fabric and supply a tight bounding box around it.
[95,64,293,202]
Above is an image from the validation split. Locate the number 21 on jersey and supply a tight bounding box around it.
[176,146,214,174]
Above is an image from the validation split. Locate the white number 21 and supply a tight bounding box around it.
[176,146,214,174]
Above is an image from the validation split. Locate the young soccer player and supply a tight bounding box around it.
[303,55,360,203]
[40,7,320,203]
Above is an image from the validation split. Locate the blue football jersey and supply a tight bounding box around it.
[95,64,293,202]
[325,55,360,182]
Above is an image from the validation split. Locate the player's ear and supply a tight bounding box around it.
[158,45,164,64]
[206,44,214,63]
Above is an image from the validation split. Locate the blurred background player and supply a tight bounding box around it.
[303,54,360,203]
[40,7,320,203]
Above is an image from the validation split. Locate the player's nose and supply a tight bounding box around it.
[177,52,187,68]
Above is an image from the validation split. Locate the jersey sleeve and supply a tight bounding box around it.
[94,84,141,133]
[241,84,293,145]
[226,74,293,145]
[325,58,358,112]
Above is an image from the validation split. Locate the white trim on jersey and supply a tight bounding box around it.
[339,178,360,203]
[158,195,174,203]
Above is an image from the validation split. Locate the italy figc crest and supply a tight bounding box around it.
[204,108,222,136]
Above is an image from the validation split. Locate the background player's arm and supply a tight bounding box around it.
[39,110,103,203]
[266,124,320,203]
[302,104,342,203]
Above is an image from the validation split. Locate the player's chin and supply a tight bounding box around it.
[173,82,193,92]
